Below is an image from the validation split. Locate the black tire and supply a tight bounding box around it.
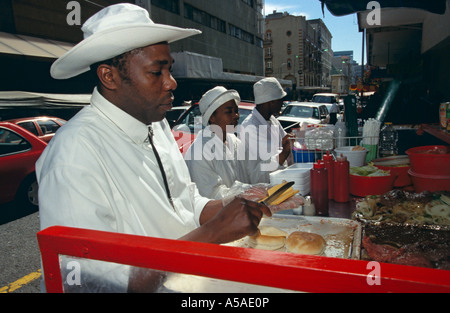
[15,174,39,211]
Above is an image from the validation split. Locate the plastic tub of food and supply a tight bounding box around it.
[408,169,450,192]
[406,145,450,176]
[334,146,368,167]
[349,173,396,197]
[375,164,412,187]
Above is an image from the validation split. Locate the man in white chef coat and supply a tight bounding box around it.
[36,3,270,292]
[239,77,294,184]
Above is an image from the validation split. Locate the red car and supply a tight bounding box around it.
[171,102,255,155]
[5,116,66,143]
[0,122,47,209]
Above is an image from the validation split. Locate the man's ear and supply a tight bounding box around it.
[97,64,119,91]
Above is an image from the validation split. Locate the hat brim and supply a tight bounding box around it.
[51,24,201,79]
[202,90,240,127]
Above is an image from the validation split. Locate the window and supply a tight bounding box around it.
[37,120,61,134]
[0,128,31,156]
[184,4,226,33]
[177,106,202,133]
[241,0,254,7]
[230,25,254,44]
[312,108,319,119]
[256,37,263,48]
[287,43,292,54]
[152,0,179,14]
[286,30,292,37]
[17,121,38,136]
[210,16,226,33]
[266,31,272,40]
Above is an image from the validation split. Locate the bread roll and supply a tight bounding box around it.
[285,231,326,255]
[248,226,287,250]
[259,225,288,237]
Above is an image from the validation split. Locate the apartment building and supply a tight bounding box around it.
[264,11,332,99]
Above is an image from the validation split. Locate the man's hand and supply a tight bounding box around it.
[279,133,294,165]
[185,197,271,245]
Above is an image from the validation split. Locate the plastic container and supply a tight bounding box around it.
[322,151,335,199]
[292,149,316,163]
[302,196,315,216]
[440,102,448,128]
[333,154,350,202]
[408,169,450,192]
[334,116,347,148]
[379,122,398,157]
[406,145,450,176]
[334,146,368,167]
[310,160,328,216]
[447,103,450,131]
[270,163,312,195]
[349,173,396,197]
[375,164,412,187]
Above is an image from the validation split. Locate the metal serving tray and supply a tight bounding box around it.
[229,214,362,260]
[162,215,362,293]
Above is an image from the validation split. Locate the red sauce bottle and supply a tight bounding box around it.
[310,160,329,216]
[333,153,350,203]
[322,151,335,199]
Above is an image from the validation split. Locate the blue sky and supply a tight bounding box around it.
[264,0,364,64]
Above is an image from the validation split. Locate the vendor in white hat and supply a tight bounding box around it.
[36,3,270,293]
[239,77,294,184]
[184,86,250,199]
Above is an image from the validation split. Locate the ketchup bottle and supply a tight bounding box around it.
[310,160,329,216]
[333,153,350,203]
[322,151,335,200]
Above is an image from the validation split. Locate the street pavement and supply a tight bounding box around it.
[0,202,41,293]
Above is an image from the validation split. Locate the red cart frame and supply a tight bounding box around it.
[37,225,450,293]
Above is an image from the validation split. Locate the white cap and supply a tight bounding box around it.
[199,86,240,126]
[253,77,287,105]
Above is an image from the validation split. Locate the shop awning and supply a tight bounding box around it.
[320,0,447,16]
[0,91,91,108]
[0,31,73,60]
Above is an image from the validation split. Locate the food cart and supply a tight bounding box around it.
[37,212,450,293]
[36,122,450,293]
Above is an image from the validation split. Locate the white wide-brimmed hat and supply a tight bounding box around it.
[51,3,201,79]
[253,77,287,105]
[199,86,240,126]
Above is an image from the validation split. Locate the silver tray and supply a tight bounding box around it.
[228,214,362,259]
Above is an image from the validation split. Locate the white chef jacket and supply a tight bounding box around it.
[36,88,210,292]
[238,108,287,184]
[184,126,250,199]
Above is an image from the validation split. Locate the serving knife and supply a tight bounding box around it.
[258,181,295,206]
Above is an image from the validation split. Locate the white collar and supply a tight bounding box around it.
[90,87,149,145]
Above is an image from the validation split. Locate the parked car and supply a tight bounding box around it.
[0,122,47,209]
[311,93,343,113]
[5,116,66,143]
[277,102,330,132]
[166,105,191,128]
[171,101,255,154]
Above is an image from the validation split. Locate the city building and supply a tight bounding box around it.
[0,0,270,103]
[264,10,332,100]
